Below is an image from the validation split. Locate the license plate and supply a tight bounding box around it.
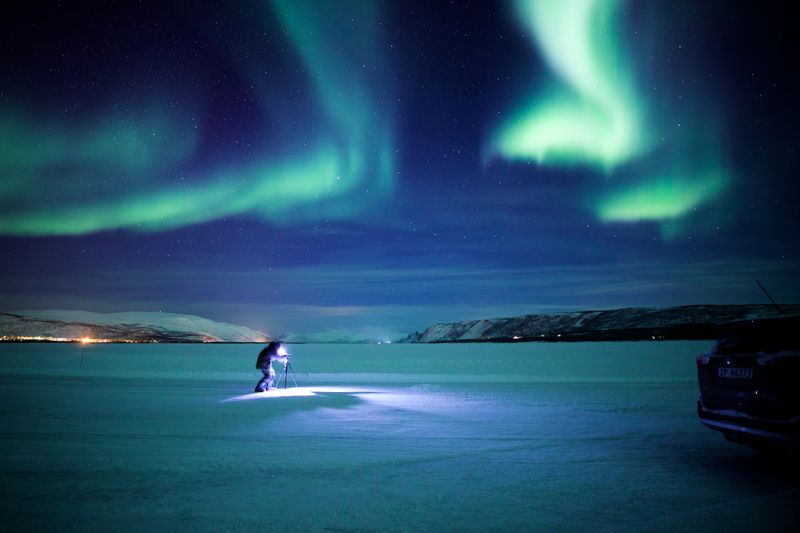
[717,367,753,379]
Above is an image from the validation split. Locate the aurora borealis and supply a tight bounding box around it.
[490,0,730,233]
[1,0,798,338]
[491,0,643,169]
[0,0,394,236]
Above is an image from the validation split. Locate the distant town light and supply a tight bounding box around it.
[0,335,143,343]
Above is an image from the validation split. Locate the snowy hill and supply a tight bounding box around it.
[401,304,800,343]
[0,310,268,343]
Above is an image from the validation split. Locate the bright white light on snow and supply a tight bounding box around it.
[220,386,385,403]
[221,387,318,402]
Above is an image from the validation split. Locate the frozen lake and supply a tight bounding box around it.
[0,341,798,531]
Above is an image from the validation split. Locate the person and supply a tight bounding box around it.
[254,341,290,392]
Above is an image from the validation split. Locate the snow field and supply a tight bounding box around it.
[0,342,798,531]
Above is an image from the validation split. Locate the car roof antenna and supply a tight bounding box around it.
[756,280,782,314]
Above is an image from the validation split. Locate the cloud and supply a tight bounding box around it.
[4,256,797,337]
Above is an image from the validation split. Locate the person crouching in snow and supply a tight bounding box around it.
[255,341,289,392]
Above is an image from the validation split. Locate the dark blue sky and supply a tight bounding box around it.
[1,1,798,339]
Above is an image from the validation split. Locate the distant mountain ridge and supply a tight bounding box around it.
[400,304,800,343]
[282,330,392,344]
[0,310,268,343]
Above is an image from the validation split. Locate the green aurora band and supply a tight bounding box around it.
[594,130,730,230]
[595,173,726,222]
[0,0,393,236]
[492,0,643,169]
[492,0,728,230]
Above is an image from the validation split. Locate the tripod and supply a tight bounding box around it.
[276,359,299,389]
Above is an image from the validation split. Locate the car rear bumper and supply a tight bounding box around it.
[698,400,800,450]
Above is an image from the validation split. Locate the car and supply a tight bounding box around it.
[696,315,800,454]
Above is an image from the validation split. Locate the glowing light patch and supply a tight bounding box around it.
[491,0,642,169]
[221,386,381,403]
[222,388,319,402]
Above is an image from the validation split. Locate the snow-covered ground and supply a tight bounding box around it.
[0,342,797,531]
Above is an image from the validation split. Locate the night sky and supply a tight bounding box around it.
[1,1,798,340]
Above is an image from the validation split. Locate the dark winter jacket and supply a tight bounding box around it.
[256,341,287,370]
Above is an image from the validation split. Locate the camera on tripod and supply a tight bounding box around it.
[276,351,298,388]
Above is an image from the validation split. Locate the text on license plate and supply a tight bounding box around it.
[717,367,753,379]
